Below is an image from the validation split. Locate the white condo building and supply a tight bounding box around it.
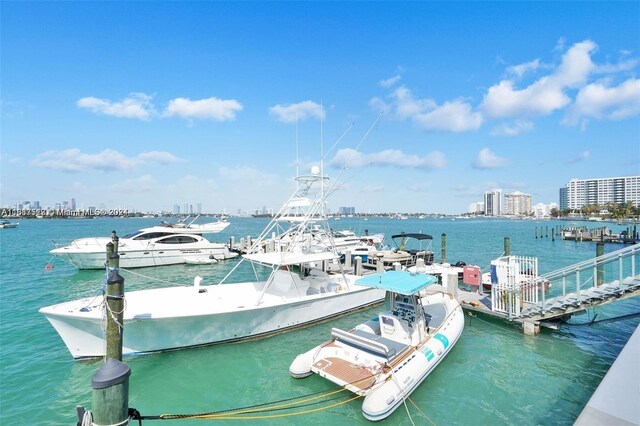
[504,191,532,216]
[564,176,640,209]
[484,189,502,216]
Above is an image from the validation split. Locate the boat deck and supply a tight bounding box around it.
[312,354,380,393]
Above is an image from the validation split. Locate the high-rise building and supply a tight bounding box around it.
[484,189,502,216]
[338,207,356,215]
[173,204,180,215]
[559,187,568,210]
[467,202,484,214]
[504,191,532,216]
[562,176,640,210]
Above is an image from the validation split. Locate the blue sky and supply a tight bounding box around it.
[1,1,639,214]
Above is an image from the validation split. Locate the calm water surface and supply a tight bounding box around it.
[1,217,638,425]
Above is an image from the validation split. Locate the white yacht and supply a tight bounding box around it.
[40,166,386,359]
[290,270,464,421]
[50,217,236,269]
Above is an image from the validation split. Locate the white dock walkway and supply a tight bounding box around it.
[574,324,640,426]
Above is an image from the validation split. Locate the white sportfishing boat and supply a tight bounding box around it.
[50,216,236,269]
[40,166,386,359]
[0,220,19,228]
[290,270,464,421]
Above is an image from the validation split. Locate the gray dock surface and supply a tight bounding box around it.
[574,324,640,425]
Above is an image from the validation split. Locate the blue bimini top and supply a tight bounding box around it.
[356,270,437,295]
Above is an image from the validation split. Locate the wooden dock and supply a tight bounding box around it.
[454,243,640,334]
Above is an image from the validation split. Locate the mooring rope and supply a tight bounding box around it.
[119,267,191,286]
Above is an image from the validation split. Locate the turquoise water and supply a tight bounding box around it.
[1,217,638,425]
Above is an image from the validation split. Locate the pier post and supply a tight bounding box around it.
[596,241,604,286]
[551,229,555,241]
[545,226,548,238]
[441,233,447,264]
[504,236,510,256]
[344,250,352,268]
[83,236,130,426]
[535,226,538,239]
[91,359,131,426]
[105,232,124,362]
[354,256,362,276]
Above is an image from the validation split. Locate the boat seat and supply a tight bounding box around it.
[423,303,447,328]
[341,329,408,361]
[378,314,411,344]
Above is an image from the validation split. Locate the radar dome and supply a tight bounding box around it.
[310,165,320,175]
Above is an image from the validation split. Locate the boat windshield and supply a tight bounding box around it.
[122,230,144,239]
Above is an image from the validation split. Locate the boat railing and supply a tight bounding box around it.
[492,243,640,319]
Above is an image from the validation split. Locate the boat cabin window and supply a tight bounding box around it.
[131,232,173,240]
[156,236,199,244]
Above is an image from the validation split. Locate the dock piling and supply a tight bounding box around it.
[441,233,447,264]
[91,359,131,426]
[504,236,511,256]
[596,242,604,286]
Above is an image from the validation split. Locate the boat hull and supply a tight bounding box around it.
[39,281,384,359]
[51,239,237,269]
[290,291,464,421]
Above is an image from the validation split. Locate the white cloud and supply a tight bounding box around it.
[481,40,597,119]
[31,149,184,173]
[329,148,446,170]
[77,93,155,120]
[360,185,385,193]
[490,120,534,137]
[389,86,436,120]
[269,100,324,123]
[564,78,640,124]
[32,149,141,172]
[507,59,541,79]
[413,100,483,132]
[472,148,509,169]
[368,96,388,113]
[379,75,402,88]
[372,87,481,132]
[163,97,243,121]
[568,150,591,163]
[137,151,184,164]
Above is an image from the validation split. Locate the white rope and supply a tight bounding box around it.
[81,410,93,426]
[120,267,190,286]
[91,416,131,426]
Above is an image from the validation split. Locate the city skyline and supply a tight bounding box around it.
[2,2,639,214]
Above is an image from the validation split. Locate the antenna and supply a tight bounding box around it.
[295,112,299,189]
[320,101,324,209]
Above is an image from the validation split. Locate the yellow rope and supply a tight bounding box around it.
[160,386,354,420]
[185,394,363,420]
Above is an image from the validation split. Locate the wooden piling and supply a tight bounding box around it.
[91,359,131,426]
[504,236,511,256]
[596,241,604,286]
[551,228,555,241]
[535,226,538,239]
[441,233,447,264]
[84,234,130,426]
